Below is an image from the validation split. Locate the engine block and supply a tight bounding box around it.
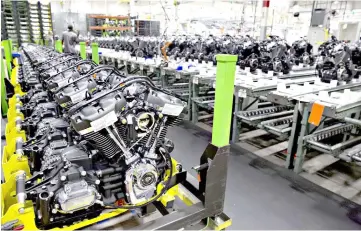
[9,44,186,229]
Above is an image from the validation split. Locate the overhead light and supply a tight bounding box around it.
[318,25,323,28]
[333,1,339,4]
[343,23,348,29]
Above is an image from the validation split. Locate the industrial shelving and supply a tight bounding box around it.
[1,0,53,47]
[87,14,131,37]
[38,1,53,45]
[135,20,160,36]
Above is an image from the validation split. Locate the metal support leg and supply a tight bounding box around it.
[231,89,242,143]
[285,102,304,169]
[160,68,166,88]
[192,78,200,124]
[125,62,130,75]
[188,75,193,121]
[294,103,310,174]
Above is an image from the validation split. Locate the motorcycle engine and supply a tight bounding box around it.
[16,44,186,229]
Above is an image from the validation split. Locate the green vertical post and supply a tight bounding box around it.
[1,49,9,116]
[55,40,63,53]
[36,39,44,45]
[79,42,86,60]
[2,40,13,76]
[9,39,13,53]
[91,43,99,64]
[211,55,237,147]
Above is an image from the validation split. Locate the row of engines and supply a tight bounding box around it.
[316,36,361,83]
[95,35,361,82]
[13,44,186,229]
[94,35,316,75]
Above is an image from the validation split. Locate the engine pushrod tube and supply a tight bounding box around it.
[105,126,131,159]
[103,182,123,190]
[96,167,123,177]
[101,175,123,183]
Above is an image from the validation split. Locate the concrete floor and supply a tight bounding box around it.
[168,124,361,230]
[1,119,360,229]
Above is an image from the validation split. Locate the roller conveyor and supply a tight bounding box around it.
[339,143,361,164]
[192,95,215,109]
[165,84,190,98]
[260,115,294,137]
[236,105,293,124]
[303,123,361,155]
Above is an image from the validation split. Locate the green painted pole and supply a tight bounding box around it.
[79,42,86,60]
[55,40,63,53]
[9,39,14,53]
[1,50,9,116]
[2,40,13,76]
[211,54,237,147]
[91,43,99,64]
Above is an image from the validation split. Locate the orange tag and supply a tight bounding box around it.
[308,103,324,126]
[197,174,201,182]
[93,74,96,79]
[115,198,126,206]
[77,66,80,70]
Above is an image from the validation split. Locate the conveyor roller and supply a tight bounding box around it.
[304,123,361,155]
[192,96,215,109]
[237,105,294,124]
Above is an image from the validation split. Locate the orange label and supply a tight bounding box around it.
[308,103,324,126]
[197,174,201,182]
[77,66,80,70]
[93,73,97,78]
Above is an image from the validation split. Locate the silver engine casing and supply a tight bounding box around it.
[125,163,158,204]
[56,180,99,213]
